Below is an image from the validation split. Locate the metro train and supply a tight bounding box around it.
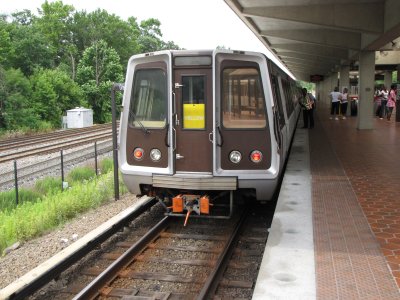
[118,49,300,217]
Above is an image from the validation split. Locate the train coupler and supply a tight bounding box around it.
[168,194,212,226]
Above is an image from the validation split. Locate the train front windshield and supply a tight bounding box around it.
[129,69,167,129]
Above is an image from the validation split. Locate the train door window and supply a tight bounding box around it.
[182,75,206,130]
[129,69,167,129]
[222,67,266,128]
[271,75,285,129]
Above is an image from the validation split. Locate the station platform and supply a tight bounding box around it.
[253,107,400,299]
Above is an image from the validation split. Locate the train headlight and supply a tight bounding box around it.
[229,150,242,164]
[133,148,144,161]
[250,150,263,163]
[150,148,162,162]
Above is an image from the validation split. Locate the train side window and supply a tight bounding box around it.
[222,67,266,129]
[281,80,294,116]
[271,75,285,128]
[129,69,167,129]
[182,75,206,130]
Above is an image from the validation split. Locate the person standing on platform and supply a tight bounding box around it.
[374,87,382,117]
[379,85,388,119]
[341,87,349,120]
[386,84,396,121]
[301,88,314,129]
[329,86,342,120]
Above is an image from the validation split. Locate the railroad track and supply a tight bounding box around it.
[0,124,113,149]
[0,132,112,164]
[42,201,273,299]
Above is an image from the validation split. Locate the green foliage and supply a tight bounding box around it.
[0,20,13,65]
[0,1,181,133]
[0,67,43,130]
[7,23,55,76]
[298,80,315,93]
[34,177,62,195]
[138,18,164,53]
[77,40,123,123]
[0,189,42,213]
[0,172,117,253]
[30,68,84,128]
[66,166,96,183]
[100,158,113,174]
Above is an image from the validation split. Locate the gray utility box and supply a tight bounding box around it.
[66,107,93,128]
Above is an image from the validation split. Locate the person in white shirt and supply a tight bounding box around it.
[329,86,342,120]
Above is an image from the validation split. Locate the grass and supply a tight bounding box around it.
[0,189,43,212]
[0,124,54,141]
[0,160,128,254]
[100,158,114,174]
[34,177,62,195]
[66,166,96,183]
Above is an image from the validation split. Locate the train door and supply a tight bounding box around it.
[213,50,278,178]
[173,68,213,172]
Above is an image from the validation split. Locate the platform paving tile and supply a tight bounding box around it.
[309,110,400,299]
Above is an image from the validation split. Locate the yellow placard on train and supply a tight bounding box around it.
[183,104,205,129]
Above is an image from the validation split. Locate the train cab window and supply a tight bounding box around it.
[182,75,206,130]
[129,69,167,129]
[222,68,266,128]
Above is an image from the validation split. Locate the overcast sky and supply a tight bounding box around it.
[2,0,289,72]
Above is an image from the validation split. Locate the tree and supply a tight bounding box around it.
[72,10,141,67]
[31,68,84,128]
[36,1,75,51]
[0,19,13,66]
[76,40,123,123]
[162,40,181,50]
[7,24,55,76]
[138,18,165,53]
[0,68,41,130]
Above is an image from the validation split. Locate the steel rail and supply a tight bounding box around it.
[0,196,157,300]
[196,207,249,299]
[0,133,112,164]
[0,123,113,147]
[73,216,171,300]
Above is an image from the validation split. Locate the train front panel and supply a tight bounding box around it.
[118,50,281,201]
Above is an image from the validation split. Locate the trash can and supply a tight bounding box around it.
[350,99,358,116]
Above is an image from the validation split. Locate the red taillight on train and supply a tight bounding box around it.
[250,150,263,163]
[133,148,144,160]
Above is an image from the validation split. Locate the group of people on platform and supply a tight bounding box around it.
[300,83,397,129]
[374,84,397,121]
[329,86,350,120]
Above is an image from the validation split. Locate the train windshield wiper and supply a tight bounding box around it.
[130,111,149,135]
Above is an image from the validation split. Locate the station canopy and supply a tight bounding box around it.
[224,0,400,81]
